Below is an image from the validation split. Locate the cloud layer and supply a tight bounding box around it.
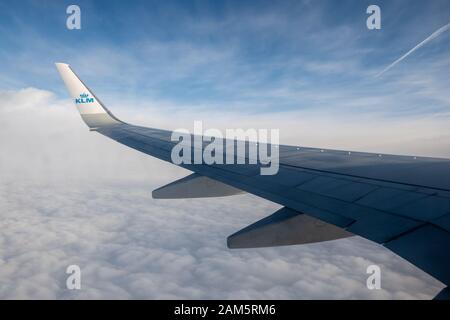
[0,87,445,299]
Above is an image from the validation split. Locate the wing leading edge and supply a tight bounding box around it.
[55,63,450,299]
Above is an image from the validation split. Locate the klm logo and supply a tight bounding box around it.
[75,93,94,104]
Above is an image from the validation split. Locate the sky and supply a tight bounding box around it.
[0,0,450,299]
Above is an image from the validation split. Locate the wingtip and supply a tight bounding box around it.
[55,62,69,67]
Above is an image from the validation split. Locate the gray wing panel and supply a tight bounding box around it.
[385,225,450,287]
[280,147,450,191]
[433,214,450,232]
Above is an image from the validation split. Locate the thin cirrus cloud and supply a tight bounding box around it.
[376,22,450,77]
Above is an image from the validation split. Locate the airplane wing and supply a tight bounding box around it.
[55,63,450,299]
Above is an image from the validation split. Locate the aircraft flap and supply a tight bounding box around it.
[152,173,244,199]
[227,207,353,249]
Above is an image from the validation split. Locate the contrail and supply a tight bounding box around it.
[376,22,450,77]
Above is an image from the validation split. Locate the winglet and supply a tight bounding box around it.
[55,63,122,128]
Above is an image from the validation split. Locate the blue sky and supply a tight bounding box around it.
[0,0,449,117]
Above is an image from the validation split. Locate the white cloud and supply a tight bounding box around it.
[0,87,445,299]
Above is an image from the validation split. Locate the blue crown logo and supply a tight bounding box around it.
[75,92,94,104]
